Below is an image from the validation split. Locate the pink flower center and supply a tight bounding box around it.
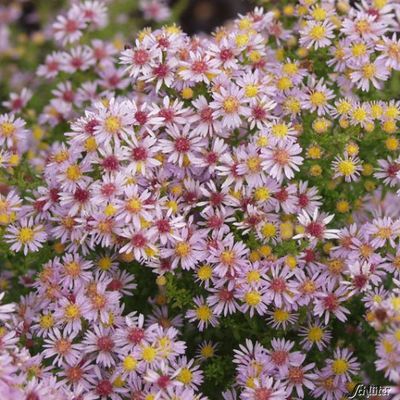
[220,49,233,61]
[288,366,304,384]
[306,222,324,238]
[134,111,148,125]
[132,146,147,161]
[156,219,171,233]
[192,60,207,74]
[101,183,116,197]
[133,49,149,65]
[85,119,99,134]
[270,277,286,292]
[255,388,272,400]
[128,327,145,344]
[96,379,113,396]
[271,350,288,365]
[97,335,114,352]
[131,233,147,248]
[175,137,191,152]
[157,375,170,389]
[323,294,338,311]
[298,193,309,207]
[102,155,119,171]
[74,188,90,203]
[153,64,168,78]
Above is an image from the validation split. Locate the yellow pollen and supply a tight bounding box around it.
[245,85,259,98]
[220,250,235,265]
[246,156,261,172]
[338,160,356,176]
[244,290,261,306]
[351,43,367,57]
[200,344,214,358]
[377,227,392,239]
[332,359,349,375]
[222,96,239,113]
[254,187,270,201]
[247,270,260,283]
[362,63,376,79]
[308,326,323,342]
[196,305,212,321]
[274,309,289,322]
[64,304,80,320]
[123,355,138,371]
[272,124,289,137]
[309,25,326,40]
[197,264,213,280]
[98,257,112,270]
[142,346,157,362]
[178,368,193,384]
[175,242,190,257]
[39,314,54,329]
[126,198,142,213]
[0,122,16,137]
[66,165,82,181]
[64,262,81,277]
[104,116,121,133]
[310,91,327,106]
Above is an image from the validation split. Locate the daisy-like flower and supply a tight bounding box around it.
[118,226,158,261]
[94,98,135,146]
[238,285,270,317]
[323,347,360,385]
[210,85,250,129]
[156,124,204,167]
[294,208,339,244]
[52,7,86,45]
[241,375,288,400]
[299,20,335,49]
[55,291,91,334]
[186,296,218,331]
[302,78,335,116]
[82,325,116,368]
[5,217,47,255]
[350,59,390,91]
[299,321,332,351]
[283,357,318,399]
[261,140,303,183]
[314,285,350,324]
[0,113,28,150]
[364,217,400,248]
[208,233,249,279]
[374,156,400,187]
[43,328,81,367]
[332,152,363,181]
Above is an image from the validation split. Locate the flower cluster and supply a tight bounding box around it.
[2,0,400,398]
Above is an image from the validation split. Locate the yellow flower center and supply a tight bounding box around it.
[18,227,34,244]
[66,165,82,181]
[123,355,138,371]
[245,85,259,98]
[0,122,16,137]
[196,305,212,321]
[64,261,81,277]
[247,270,260,283]
[351,43,367,57]
[272,124,289,137]
[220,250,235,265]
[246,156,261,172]
[362,63,376,79]
[126,198,142,213]
[142,346,157,362]
[310,91,327,106]
[332,359,349,375]
[64,304,80,320]
[175,242,191,257]
[308,326,323,342]
[104,116,121,133]
[197,264,213,280]
[274,308,289,322]
[309,25,326,40]
[39,314,54,329]
[223,96,239,113]
[178,368,193,384]
[254,187,270,201]
[338,160,356,176]
[244,290,261,306]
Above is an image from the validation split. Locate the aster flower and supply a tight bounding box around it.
[5,217,47,255]
[294,208,339,244]
[261,140,303,183]
[186,296,219,331]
